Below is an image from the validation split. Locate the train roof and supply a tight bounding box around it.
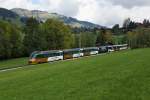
[98,44,128,48]
[31,50,63,55]
[83,47,98,50]
[111,44,128,47]
[41,50,62,53]
[98,45,107,47]
[63,48,82,52]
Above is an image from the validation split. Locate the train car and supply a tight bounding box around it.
[79,48,84,57]
[98,46,108,53]
[73,48,84,58]
[63,48,83,60]
[29,50,63,64]
[113,44,128,51]
[113,45,120,51]
[28,44,128,65]
[83,47,99,56]
[106,45,115,52]
[119,44,128,50]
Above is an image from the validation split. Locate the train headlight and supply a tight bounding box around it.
[31,59,36,62]
[29,59,36,63]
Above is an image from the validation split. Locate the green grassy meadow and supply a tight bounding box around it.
[0,57,28,70]
[0,48,150,100]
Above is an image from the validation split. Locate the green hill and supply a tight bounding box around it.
[11,8,103,28]
[0,8,21,25]
[0,7,104,28]
[0,8,19,19]
[0,48,150,100]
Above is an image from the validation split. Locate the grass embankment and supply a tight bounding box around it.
[0,48,150,100]
[0,57,28,70]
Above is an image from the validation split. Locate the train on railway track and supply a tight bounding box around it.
[29,44,128,64]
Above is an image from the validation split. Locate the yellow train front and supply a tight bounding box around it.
[29,51,63,64]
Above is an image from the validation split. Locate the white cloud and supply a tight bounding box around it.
[1,0,150,27]
[107,0,150,8]
[76,0,128,27]
[56,0,80,16]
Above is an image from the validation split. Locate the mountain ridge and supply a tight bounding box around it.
[0,8,104,29]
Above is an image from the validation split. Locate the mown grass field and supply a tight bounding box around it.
[0,48,150,100]
[0,57,28,70]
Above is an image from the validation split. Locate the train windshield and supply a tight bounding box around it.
[30,53,37,59]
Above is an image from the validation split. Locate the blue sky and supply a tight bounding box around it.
[1,0,150,27]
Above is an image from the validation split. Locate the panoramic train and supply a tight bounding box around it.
[29,50,63,64]
[83,47,99,56]
[29,44,128,64]
[63,48,83,60]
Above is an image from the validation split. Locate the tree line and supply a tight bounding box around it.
[112,18,150,48]
[0,18,76,60]
[1,17,150,60]
[0,18,115,60]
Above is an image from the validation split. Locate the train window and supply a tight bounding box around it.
[30,54,37,59]
[36,54,45,58]
[92,48,98,51]
[44,53,50,57]
[101,47,106,50]
[73,50,80,54]
[54,53,57,56]
[30,52,39,58]
[47,53,53,57]
[60,52,63,55]
[84,49,90,52]
[54,53,60,56]
[64,51,72,55]
[30,54,35,58]
[107,47,113,49]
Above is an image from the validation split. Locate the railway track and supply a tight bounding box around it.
[0,64,30,72]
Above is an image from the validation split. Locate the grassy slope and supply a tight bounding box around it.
[0,49,150,100]
[0,58,28,70]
